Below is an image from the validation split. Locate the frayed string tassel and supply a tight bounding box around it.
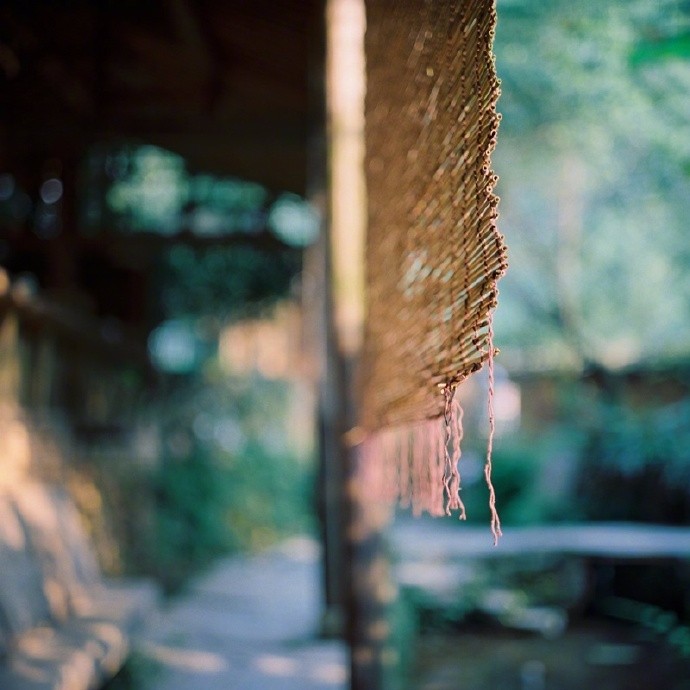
[358,398,466,519]
[485,317,502,545]
[451,395,467,520]
[430,420,446,517]
[360,330,503,545]
[411,422,426,516]
[358,345,500,537]
[383,428,399,503]
[443,386,466,518]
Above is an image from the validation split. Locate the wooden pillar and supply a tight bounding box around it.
[325,1,397,688]
[308,0,349,635]
[310,3,399,686]
[345,436,400,690]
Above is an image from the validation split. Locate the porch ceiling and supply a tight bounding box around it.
[0,0,321,195]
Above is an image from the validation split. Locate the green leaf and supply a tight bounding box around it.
[630,33,690,66]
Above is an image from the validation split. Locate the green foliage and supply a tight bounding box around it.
[101,651,160,690]
[104,375,315,593]
[631,33,690,65]
[386,587,419,690]
[83,144,269,235]
[81,143,307,325]
[575,389,690,522]
[460,429,584,526]
[601,597,690,658]
[157,244,300,321]
[150,450,236,589]
[493,0,690,367]
[585,396,690,479]
[487,0,690,525]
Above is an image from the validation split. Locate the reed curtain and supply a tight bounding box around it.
[359,0,507,539]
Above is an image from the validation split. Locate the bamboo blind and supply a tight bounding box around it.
[359,0,507,535]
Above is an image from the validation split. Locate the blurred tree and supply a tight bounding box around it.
[80,144,308,325]
[493,0,690,368]
[156,244,300,322]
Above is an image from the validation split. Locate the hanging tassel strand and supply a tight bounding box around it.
[451,394,467,520]
[442,386,455,515]
[440,385,467,518]
[485,315,502,545]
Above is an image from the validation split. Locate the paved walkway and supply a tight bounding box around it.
[133,520,690,689]
[138,537,348,690]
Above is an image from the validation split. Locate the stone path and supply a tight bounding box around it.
[137,536,348,690]
[133,519,690,689]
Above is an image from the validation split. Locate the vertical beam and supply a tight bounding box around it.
[312,3,398,686]
[326,0,366,358]
[307,0,348,635]
[346,442,398,690]
[326,2,397,689]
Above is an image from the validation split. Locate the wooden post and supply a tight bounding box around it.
[346,442,398,690]
[307,0,348,635]
[325,2,397,688]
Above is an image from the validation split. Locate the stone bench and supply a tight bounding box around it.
[0,481,159,690]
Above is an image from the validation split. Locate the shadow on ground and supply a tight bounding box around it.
[411,620,690,690]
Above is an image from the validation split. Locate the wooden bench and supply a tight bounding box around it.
[392,519,690,636]
[393,520,690,561]
[0,481,159,690]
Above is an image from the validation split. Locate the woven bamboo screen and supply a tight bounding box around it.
[359,0,507,535]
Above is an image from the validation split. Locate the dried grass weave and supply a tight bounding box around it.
[359,0,507,533]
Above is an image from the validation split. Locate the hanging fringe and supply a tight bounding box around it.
[485,319,502,545]
[444,386,467,519]
[358,317,503,544]
[359,388,467,520]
